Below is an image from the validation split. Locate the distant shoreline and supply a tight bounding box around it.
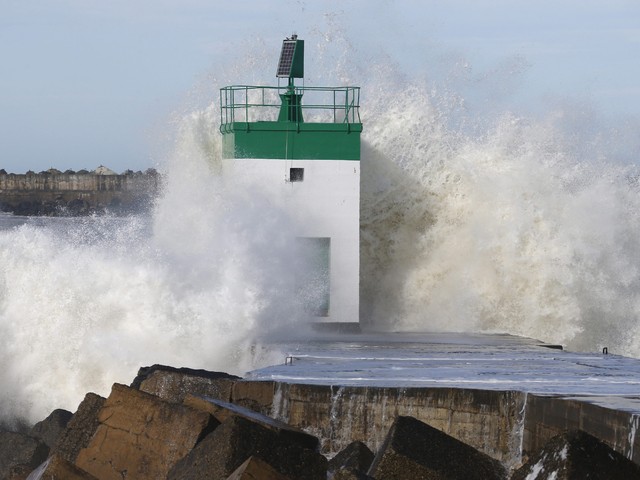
[0,167,161,216]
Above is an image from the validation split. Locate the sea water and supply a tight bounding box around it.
[2,29,640,425]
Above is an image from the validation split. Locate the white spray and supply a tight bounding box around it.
[1,28,639,426]
[359,64,640,355]
[0,106,302,425]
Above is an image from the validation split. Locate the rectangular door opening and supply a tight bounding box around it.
[294,237,330,316]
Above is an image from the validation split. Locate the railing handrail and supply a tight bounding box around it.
[221,84,360,91]
[219,84,361,128]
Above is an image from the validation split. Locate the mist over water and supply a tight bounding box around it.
[2,28,640,425]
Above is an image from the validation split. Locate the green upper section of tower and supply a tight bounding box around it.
[219,35,362,161]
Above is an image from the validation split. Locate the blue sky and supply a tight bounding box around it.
[1,0,639,173]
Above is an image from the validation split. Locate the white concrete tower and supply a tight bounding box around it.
[219,35,362,324]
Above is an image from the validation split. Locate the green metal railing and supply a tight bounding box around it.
[219,85,361,133]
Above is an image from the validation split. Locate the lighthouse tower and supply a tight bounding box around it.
[219,35,362,323]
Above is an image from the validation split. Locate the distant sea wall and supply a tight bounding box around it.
[0,168,160,215]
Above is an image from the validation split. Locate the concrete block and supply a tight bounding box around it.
[512,430,640,480]
[167,415,327,480]
[54,392,105,463]
[0,430,49,479]
[184,395,319,451]
[332,469,374,480]
[25,453,98,479]
[75,383,216,480]
[226,456,290,480]
[328,441,374,474]
[368,416,507,480]
[29,408,73,449]
[131,364,240,403]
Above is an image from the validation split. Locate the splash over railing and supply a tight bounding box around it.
[219,85,361,133]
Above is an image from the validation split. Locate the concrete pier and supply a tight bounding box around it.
[238,332,640,468]
[233,382,525,466]
[231,382,640,469]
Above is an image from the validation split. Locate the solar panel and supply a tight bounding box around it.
[277,41,296,77]
[276,37,303,78]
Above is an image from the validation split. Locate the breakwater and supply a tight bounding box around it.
[243,331,640,469]
[2,364,639,479]
[0,169,160,215]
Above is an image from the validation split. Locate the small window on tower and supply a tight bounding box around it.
[290,167,304,182]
